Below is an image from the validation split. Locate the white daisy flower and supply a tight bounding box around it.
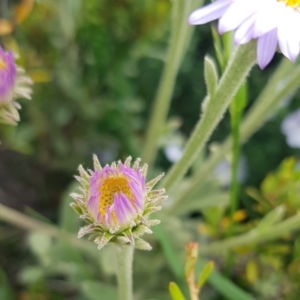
[214,156,247,186]
[281,108,300,148]
[189,0,300,69]
[164,144,183,162]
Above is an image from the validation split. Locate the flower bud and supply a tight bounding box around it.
[70,155,167,250]
[0,46,32,125]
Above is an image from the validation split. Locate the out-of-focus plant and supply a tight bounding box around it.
[248,157,300,216]
[191,157,300,299]
[169,242,213,300]
[1,0,300,300]
[1,0,171,168]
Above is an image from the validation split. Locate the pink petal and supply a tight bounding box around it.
[114,193,136,225]
[87,195,99,218]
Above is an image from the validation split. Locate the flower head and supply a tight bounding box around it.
[70,155,167,250]
[189,0,300,69]
[0,46,32,125]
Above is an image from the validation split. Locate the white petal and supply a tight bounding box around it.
[277,7,300,61]
[287,133,300,149]
[252,1,280,38]
[257,29,278,69]
[281,108,300,135]
[188,0,233,25]
[164,145,183,163]
[218,0,260,34]
[234,13,257,44]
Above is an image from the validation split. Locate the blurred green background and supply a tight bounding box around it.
[1,0,300,299]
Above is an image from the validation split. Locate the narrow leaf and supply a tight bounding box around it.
[93,154,102,171]
[204,56,218,97]
[197,260,255,300]
[135,238,152,251]
[256,205,286,231]
[169,282,186,300]
[197,261,214,289]
[0,267,14,300]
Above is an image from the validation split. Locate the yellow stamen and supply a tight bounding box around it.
[279,0,300,7]
[0,58,6,70]
[98,176,134,216]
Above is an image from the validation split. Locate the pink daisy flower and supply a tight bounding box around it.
[0,46,32,125]
[71,155,167,250]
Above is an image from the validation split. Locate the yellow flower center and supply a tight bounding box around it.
[279,0,300,7]
[98,176,134,216]
[0,58,6,70]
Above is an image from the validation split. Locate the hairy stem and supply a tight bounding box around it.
[114,244,134,300]
[162,41,256,192]
[172,59,300,204]
[142,0,202,166]
[0,203,94,255]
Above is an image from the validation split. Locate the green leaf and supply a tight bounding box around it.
[210,271,254,300]
[153,226,182,279]
[135,238,152,251]
[256,205,286,231]
[81,281,118,300]
[19,266,44,284]
[204,56,218,97]
[0,267,14,300]
[197,261,214,289]
[156,225,255,300]
[211,25,226,70]
[59,181,81,232]
[197,260,255,300]
[28,231,52,258]
[169,282,186,300]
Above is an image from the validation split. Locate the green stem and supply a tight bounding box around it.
[228,109,242,234]
[0,203,58,235]
[200,213,300,255]
[161,41,256,192]
[229,84,246,225]
[114,244,134,300]
[142,0,202,166]
[224,30,246,227]
[173,59,300,204]
[0,203,95,255]
[0,203,135,296]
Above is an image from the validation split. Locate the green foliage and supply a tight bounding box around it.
[0,268,14,300]
[169,282,186,300]
[81,281,118,300]
[204,56,218,98]
[197,261,214,290]
[0,0,300,300]
[248,157,300,215]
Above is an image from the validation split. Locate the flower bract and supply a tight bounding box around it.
[70,155,167,250]
[189,0,300,69]
[0,46,32,125]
